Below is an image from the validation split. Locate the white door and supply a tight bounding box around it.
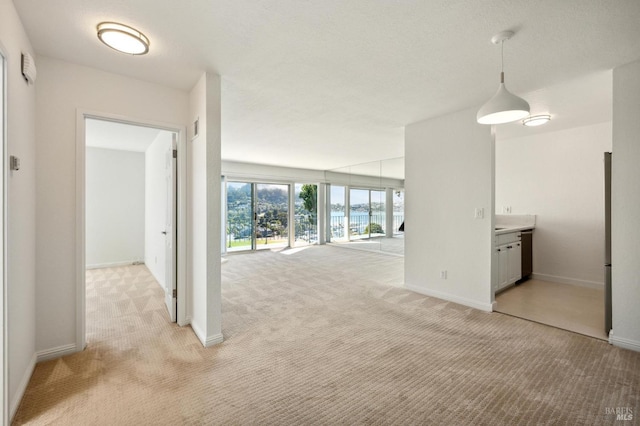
[164,133,177,321]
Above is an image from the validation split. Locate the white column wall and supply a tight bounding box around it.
[317,183,327,244]
[611,59,640,351]
[404,107,494,311]
[188,72,222,347]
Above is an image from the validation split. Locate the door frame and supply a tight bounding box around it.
[0,44,7,426]
[75,110,188,351]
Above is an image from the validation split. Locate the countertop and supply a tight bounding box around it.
[495,214,536,235]
[495,225,535,235]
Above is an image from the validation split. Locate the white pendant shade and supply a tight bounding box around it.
[477,30,529,125]
[97,22,149,55]
[476,82,530,125]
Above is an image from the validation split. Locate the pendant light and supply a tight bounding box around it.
[477,31,529,125]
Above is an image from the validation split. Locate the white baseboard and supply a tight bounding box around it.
[36,343,79,363]
[609,332,640,352]
[404,284,493,312]
[204,333,224,347]
[10,352,37,421]
[531,273,603,289]
[86,260,143,270]
[190,321,224,348]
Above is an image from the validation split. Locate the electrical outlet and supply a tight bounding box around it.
[503,206,512,214]
[474,208,484,219]
[440,270,447,279]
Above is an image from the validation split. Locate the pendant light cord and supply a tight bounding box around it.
[500,40,505,84]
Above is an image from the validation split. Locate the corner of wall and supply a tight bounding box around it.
[187,71,222,345]
[611,59,640,349]
[404,107,494,310]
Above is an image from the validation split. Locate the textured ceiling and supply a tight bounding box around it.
[14,0,640,171]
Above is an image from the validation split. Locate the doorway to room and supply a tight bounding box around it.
[85,118,178,321]
[77,113,188,351]
[492,125,610,341]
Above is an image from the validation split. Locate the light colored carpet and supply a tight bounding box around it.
[13,246,640,425]
[328,235,404,256]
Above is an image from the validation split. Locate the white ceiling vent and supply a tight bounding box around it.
[21,52,37,84]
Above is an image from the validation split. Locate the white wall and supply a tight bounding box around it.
[35,56,189,355]
[189,72,222,346]
[86,147,145,268]
[0,42,4,426]
[0,0,37,419]
[223,160,326,183]
[404,107,494,311]
[495,122,612,287]
[611,59,640,351]
[223,160,405,189]
[145,132,172,287]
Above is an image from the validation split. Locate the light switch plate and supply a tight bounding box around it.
[474,207,484,219]
[10,155,20,171]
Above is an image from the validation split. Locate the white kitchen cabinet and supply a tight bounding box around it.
[497,245,509,291]
[495,232,522,293]
[508,241,522,284]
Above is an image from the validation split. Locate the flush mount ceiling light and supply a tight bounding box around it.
[97,22,149,55]
[522,114,551,127]
[477,31,530,125]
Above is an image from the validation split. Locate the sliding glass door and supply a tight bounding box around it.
[294,184,318,246]
[329,185,347,241]
[255,183,289,250]
[348,188,387,240]
[370,190,386,237]
[393,189,404,235]
[349,189,370,240]
[226,181,290,252]
[226,182,254,252]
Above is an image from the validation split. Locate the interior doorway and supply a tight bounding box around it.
[492,124,609,341]
[77,112,187,350]
[85,118,177,320]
